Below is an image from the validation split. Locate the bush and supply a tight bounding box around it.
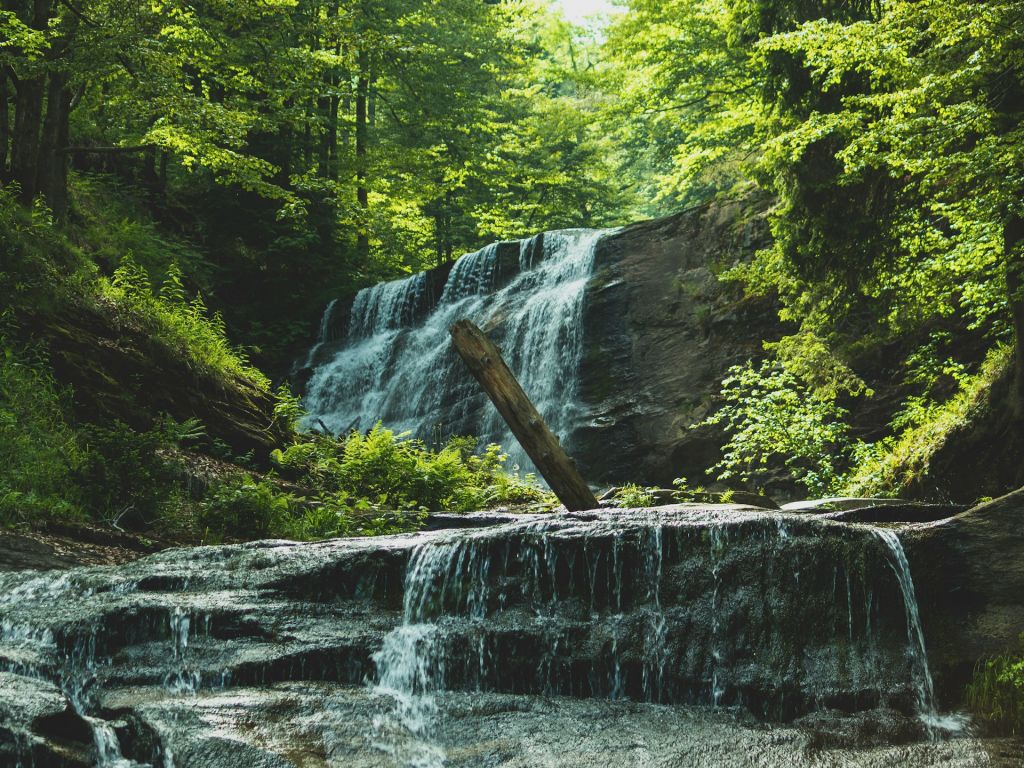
[195,474,430,543]
[699,359,854,495]
[272,423,553,515]
[610,484,657,508]
[843,345,1012,497]
[75,418,200,529]
[100,256,270,391]
[0,339,83,525]
[196,475,296,542]
[966,640,1024,735]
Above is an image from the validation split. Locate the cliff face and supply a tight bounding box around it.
[576,196,780,487]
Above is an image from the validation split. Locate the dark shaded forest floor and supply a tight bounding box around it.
[0,521,175,571]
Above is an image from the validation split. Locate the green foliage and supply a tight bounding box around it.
[0,332,207,532]
[101,255,270,390]
[272,384,306,433]
[602,0,1024,496]
[75,418,195,529]
[844,345,1013,497]
[0,339,82,525]
[610,483,657,508]
[966,637,1024,735]
[69,175,213,286]
[671,477,702,502]
[197,475,297,542]
[701,359,855,495]
[272,424,553,515]
[197,425,551,544]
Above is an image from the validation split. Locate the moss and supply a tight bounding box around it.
[842,344,1012,498]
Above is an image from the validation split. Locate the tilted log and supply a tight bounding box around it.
[449,319,599,512]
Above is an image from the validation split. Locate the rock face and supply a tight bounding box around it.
[295,196,778,487]
[576,196,778,486]
[0,506,1001,767]
[905,488,1024,694]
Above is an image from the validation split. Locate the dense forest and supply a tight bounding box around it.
[3,0,1024,760]
[4,0,1023,519]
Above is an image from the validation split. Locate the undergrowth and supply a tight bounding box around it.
[966,638,1024,735]
[697,342,1012,499]
[100,256,270,390]
[0,343,553,541]
[842,344,1012,497]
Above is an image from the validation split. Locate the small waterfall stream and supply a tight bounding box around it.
[301,230,607,468]
[0,509,981,766]
[872,528,967,735]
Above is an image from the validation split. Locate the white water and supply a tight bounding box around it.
[0,572,151,767]
[302,230,606,469]
[371,541,462,768]
[872,528,967,736]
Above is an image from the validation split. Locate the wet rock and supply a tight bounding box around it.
[782,498,965,523]
[102,686,999,768]
[0,505,1009,765]
[821,503,964,524]
[782,498,908,513]
[422,511,540,531]
[576,194,780,488]
[905,487,1024,701]
[0,673,91,767]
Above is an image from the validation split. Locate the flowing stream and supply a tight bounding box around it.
[0,509,985,767]
[301,230,607,467]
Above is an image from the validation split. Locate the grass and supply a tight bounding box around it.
[966,641,1024,735]
[842,344,1012,497]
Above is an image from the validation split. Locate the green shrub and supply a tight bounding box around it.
[100,256,270,391]
[843,345,1012,497]
[69,174,212,286]
[0,340,83,525]
[74,418,197,529]
[197,475,296,542]
[966,640,1024,735]
[699,359,854,495]
[611,483,657,508]
[272,424,553,515]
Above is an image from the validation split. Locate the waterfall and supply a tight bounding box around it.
[872,528,966,735]
[371,540,464,768]
[299,297,340,369]
[301,230,607,468]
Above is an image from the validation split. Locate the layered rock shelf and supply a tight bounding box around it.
[4,501,1021,766]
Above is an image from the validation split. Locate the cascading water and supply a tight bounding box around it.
[872,528,967,736]
[0,508,988,766]
[301,230,607,469]
[0,572,151,768]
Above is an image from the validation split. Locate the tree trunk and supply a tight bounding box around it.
[449,319,599,512]
[355,47,369,262]
[0,71,9,179]
[37,71,70,218]
[10,73,44,201]
[9,0,54,203]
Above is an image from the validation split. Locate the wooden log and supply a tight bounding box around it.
[449,319,599,512]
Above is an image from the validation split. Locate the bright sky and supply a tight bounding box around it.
[554,0,624,25]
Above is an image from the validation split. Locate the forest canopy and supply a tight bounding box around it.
[1,0,1023,504]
